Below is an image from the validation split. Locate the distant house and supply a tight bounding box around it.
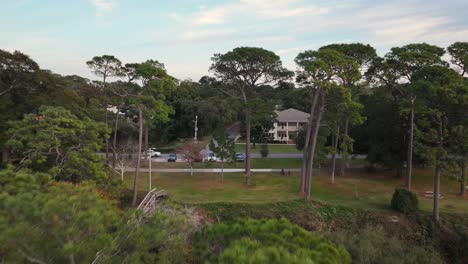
[269,108,309,143]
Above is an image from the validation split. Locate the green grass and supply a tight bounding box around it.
[235,143,300,153]
[123,167,468,215]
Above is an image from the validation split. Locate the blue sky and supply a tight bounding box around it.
[1,0,467,81]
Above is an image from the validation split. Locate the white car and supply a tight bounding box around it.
[207,152,218,162]
[146,148,161,157]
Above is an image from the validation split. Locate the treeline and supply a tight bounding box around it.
[1,42,467,220]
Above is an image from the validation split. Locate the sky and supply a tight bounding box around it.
[1,0,467,81]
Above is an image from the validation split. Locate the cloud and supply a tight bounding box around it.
[182,0,329,26]
[89,0,115,16]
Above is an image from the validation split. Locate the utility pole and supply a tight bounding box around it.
[194,115,198,143]
[149,153,152,191]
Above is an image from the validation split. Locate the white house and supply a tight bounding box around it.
[269,108,309,143]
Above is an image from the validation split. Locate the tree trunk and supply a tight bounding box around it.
[112,108,120,168]
[69,254,76,264]
[1,148,8,164]
[105,110,109,164]
[144,124,149,152]
[406,107,414,191]
[132,107,144,207]
[245,107,252,186]
[460,160,466,196]
[331,128,340,185]
[221,161,224,182]
[339,117,350,177]
[149,152,152,191]
[433,165,441,222]
[300,88,320,193]
[305,90,326,200]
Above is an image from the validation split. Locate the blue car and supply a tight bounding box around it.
[235,152,245,162]
[167,153,177,162]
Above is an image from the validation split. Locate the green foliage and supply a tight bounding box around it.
[325,225,444,264]
[446,42,468,75]
[0,180,119,263]
[210,47,293,87]
[86,55,123,83]
[192,218,351,264]
[101,203,192,264]
[199,200,354,230]
[260,143,269,158]
[0,167,50,195]
[391,188,419,214]
[7,105,109,182]
[210,127,236,162]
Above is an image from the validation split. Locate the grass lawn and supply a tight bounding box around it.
[235,143,300,153]
[123,167,468,215]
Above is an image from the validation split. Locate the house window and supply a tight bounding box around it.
[288,122,296,127]
[278,122,286,129]
[299,122,305,127]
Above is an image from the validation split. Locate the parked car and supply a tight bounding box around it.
[167,153,177,162]
[145,148,161,157]
[207,152,217,162]
[235,152,245,162]
[194,152,203,162]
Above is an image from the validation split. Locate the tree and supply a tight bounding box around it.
[411,65,467,221]
[86,55,124,163]
[295,48,360,199]
[0,177,118,263]
[210,47,293,185]
[210,128,236,181]
[126,60,175,207]
[447,42,468,76]
[367,43,446,191]
[319,43,376,177]
[114,138,137,181]
[98,204,192,263]
[179,142,202,177]
[192,218,351,264]
[249,98,275,148]
[323,85,364,184]
[86,55,123,85]
[0,50,87,163]
[7,106,109,183]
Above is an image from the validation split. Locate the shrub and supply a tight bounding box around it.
[325,225,444,264]
[192,218,351,264]
[260,143,269,158]
[391,188,418,214]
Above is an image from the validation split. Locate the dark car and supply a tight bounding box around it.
[235,152,245,162]
[194,152,203,162]
[167,153,177,162]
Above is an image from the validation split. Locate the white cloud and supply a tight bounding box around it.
[89,0,115,16]
[182,0,329,26]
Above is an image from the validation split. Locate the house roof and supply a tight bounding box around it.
[274,108,309,122]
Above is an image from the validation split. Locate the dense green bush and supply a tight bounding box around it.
[192,218,351,264]
[260,143,269,158]
[390,188,418,214]
[325,225,444,264]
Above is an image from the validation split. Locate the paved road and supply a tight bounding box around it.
[124,168,301,173]
[100,153,366,161]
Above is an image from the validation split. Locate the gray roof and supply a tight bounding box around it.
[274,108,309,122]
